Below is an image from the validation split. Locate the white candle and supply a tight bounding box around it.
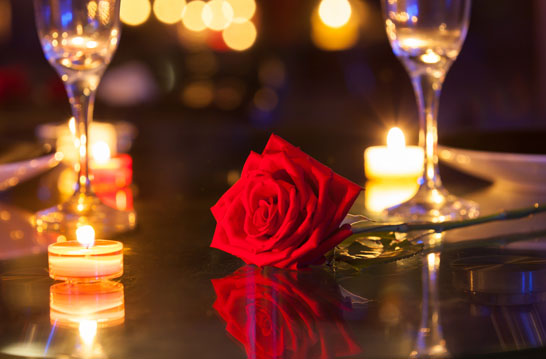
[48,225,123,282]
[56,118,118,164]
[364,127,424,180]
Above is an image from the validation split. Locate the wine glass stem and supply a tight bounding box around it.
[65,77,99,196]
[412,73,444,191]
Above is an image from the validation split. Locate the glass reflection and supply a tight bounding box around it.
[212,265,361,359]
[410,252,449,358]
[0,203,51,259]
[452,253,546,351]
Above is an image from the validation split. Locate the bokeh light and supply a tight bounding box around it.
[258,58,286,88]
[318,0,352,28]
[226,0,256,21]
[120,0,151,26]
[253,87,278,112]
[215,79,245,110]
[177,22,209,48]
[222,18,256,51]
[153,0,186,24]
[182,81,214,108]
[182,0,207,32]
[311,1,359,51]
[0,0,11,43]
[202,0,234,31]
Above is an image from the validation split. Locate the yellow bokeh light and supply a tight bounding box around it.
[182,0,207,32]
[318,0,352,28]
[222,18,256,51]
[153,0,186,24]
[120,0,151,26]
[182,81,214,108]
[115,190,128,211]
[311,4,359,51]
[202,0,234,31]
[226,0,256,21]
[88,1,98,19]
[177,21,208,48]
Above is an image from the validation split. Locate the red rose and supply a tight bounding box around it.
[212,266,361,359]
[211,135,361,269]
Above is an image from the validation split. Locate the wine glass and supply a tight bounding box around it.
[34,0,135,238]
[381,0,479,222]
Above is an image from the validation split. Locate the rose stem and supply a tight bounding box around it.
[350,203,546,234]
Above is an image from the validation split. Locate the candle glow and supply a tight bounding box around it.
[50,281,125,328]
[365,179,419,212]
[48,226,123,282]
[364,127,424,180]
[92,141,112,164]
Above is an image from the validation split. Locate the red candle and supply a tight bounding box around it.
[92,154,132,190]
[97,186,134,211]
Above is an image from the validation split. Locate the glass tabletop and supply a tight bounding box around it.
[0,115,545,359]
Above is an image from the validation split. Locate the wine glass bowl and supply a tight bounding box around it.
[36,1,120,78]
[384,3,469,79]
[381,0,479,222]
[34,0,135,239]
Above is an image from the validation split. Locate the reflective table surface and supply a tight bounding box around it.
[1,112,546,359]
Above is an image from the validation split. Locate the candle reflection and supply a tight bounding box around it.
[48,281,125,358]
[49,281,125,328]
[365,179,419,213]
[212,266,361,359]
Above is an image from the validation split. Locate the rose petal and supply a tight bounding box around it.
[210,134,362,269]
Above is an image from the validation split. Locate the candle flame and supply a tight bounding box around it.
[420,49,441,64]
[79,319,98,346]
[92,141,112,164]
[76,225,95,248]
[386,127,406,151]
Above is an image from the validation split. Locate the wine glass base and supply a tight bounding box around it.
[35,193,136,240]
[384,186,479,223]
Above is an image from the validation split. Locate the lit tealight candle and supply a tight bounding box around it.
[57,118,118,165]
[48,225,123,282]
[91,147,133,190]
[364,127,424,180]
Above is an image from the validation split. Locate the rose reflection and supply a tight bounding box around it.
[212,266,361,359]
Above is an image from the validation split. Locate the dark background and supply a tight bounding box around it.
[0,0,542,189]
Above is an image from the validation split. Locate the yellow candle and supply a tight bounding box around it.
[364,127,424,180]
[48,226,123,281]
[56,118,118,164]
[50,281,125,328]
